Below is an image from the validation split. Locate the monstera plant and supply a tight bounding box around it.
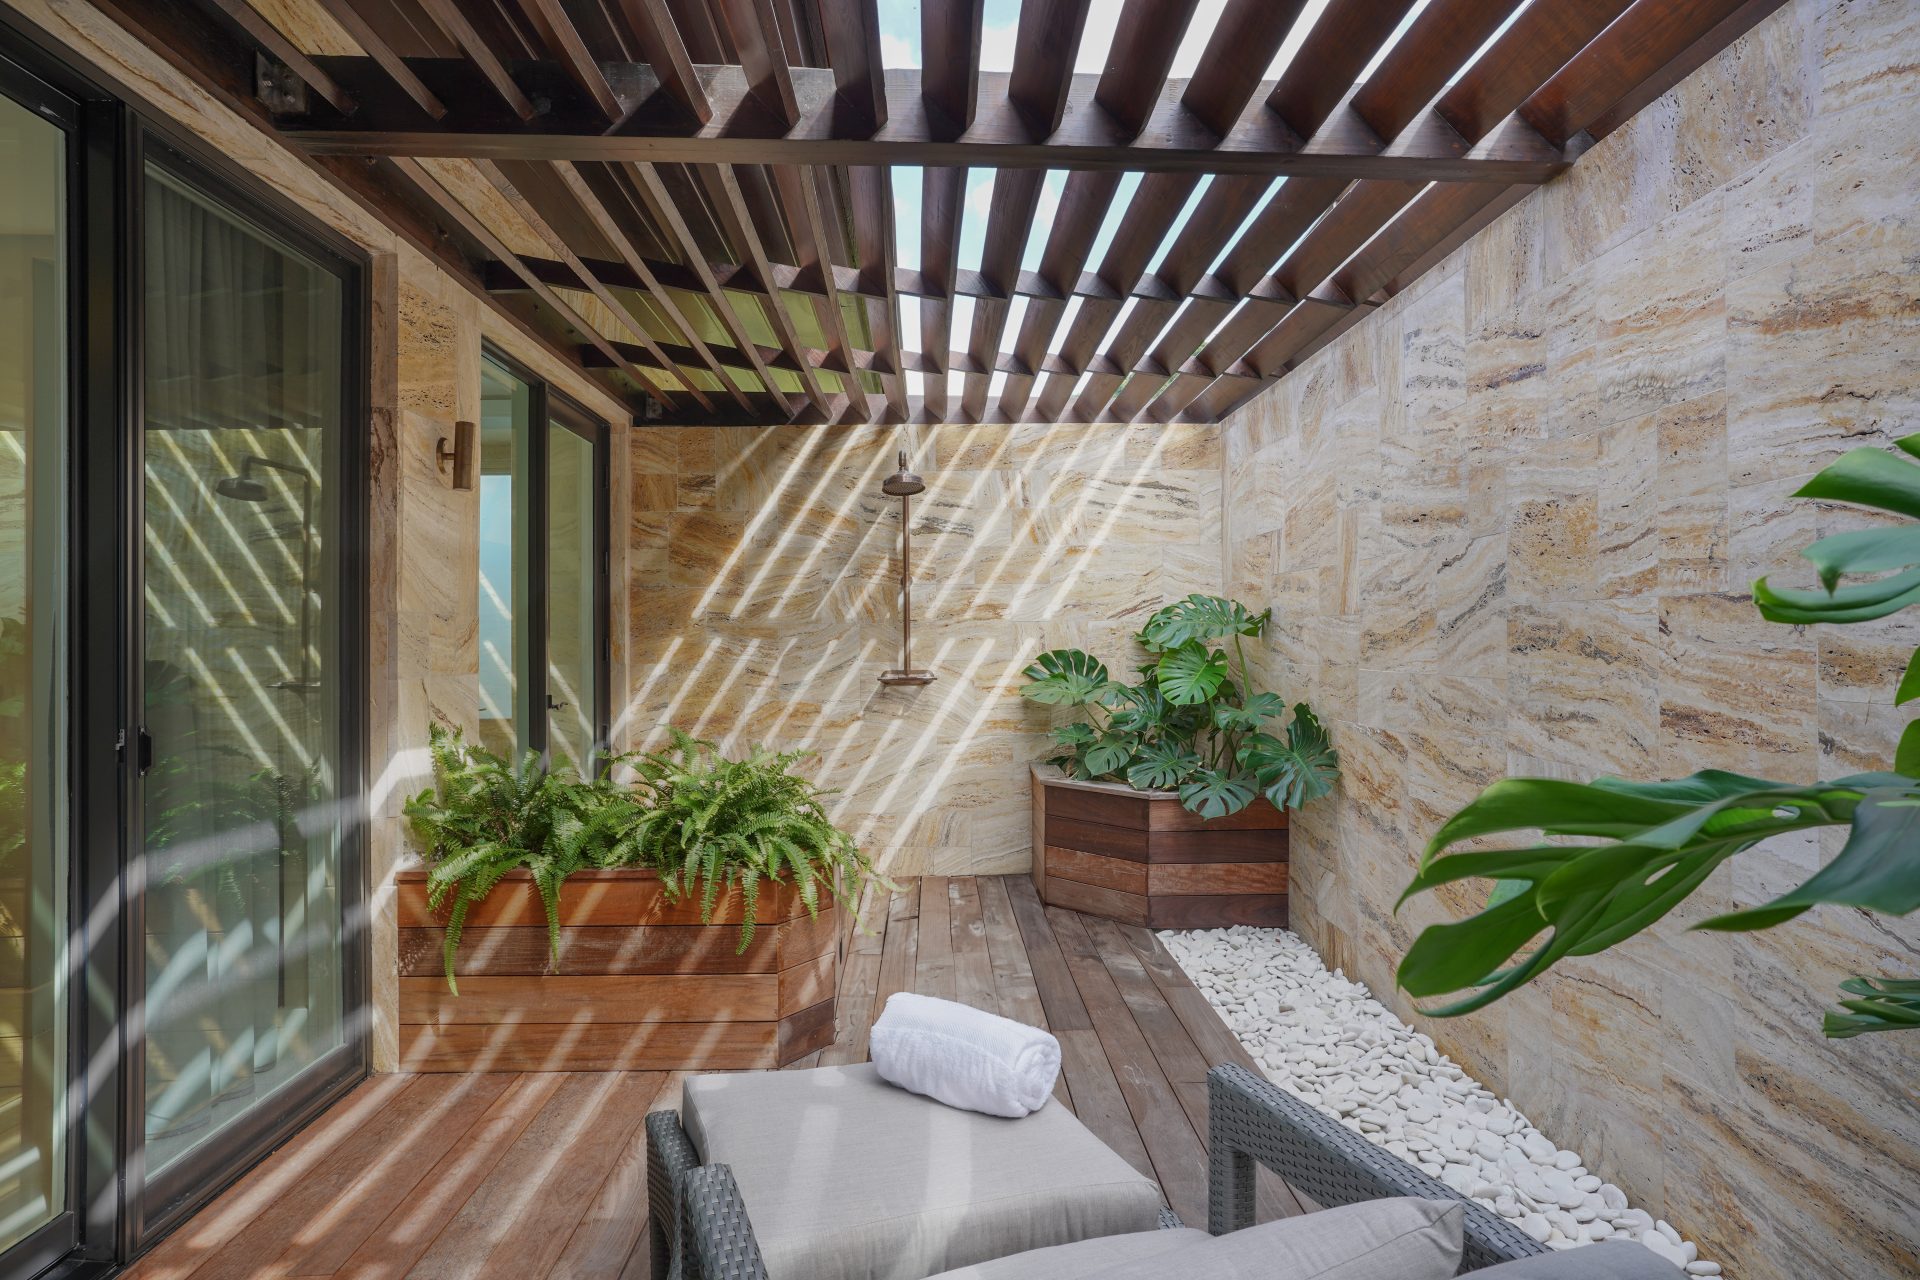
[1021,594,1339,819]
[1399,437,1920,1037]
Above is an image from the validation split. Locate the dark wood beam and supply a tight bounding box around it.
[1265,0,1421,139]
[712,0,798,126]
[204,0,356,114]
[1434,0,1634,143]
[816,0,887,134]
[1349,0,1523,142]
[414,0,537,119]
[998,170,1122,419]
[849,165,911,420]
[703,165,830,410]
[1179,0,1311,136]
[278,62,1571,181]
[921,0,985,138]
[1008,0,1094,138]
[308,0,445,118]
[616,0,713,123]
[776,164,867,414]
[1096,0,1204,140]
[919,165,964,418]
[507,0,623,119]
[962,169,1045,420]
[389,156,677,410]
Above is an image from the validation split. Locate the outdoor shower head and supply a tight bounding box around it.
[215,474,272,502]
[881,451,925,497]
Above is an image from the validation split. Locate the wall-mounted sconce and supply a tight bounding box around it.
[437,419,476,491]
[879,451,935,687]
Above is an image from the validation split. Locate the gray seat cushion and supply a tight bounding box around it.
[681,1063,1166,1280]
[917,1229,1212,1280]
[1467,1242,1688,1278]
[924,1197,1466,1280]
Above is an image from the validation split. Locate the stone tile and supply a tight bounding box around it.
[1592,194,1728,425]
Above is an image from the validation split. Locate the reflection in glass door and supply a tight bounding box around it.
[139,161,348,1178]
[0,84,68,1258]
[546,410,602,773]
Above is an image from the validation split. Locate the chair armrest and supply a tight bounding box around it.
[678,1165,772,1280]
[1207,1064,1549,1272]
[646,1109,703,1280]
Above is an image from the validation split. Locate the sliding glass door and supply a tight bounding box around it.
[478,350,607,774]
[137,152,356,1194]
[0,79,70,1263]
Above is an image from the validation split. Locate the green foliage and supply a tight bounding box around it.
[1019,594,1337,819]
[1399,436,1920,1036]
[605,730,883,953]
[405,725,611,992]
[406,726,880,988]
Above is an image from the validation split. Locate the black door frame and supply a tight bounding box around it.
[0,13,373,1277]
[482,345,612,769]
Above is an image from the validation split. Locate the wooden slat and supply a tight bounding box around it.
[616,0,712,123]
[1147,861,1289,896]
[849,164,911,420]
[1043,876,1149,927]
[998,170,1122,418]
[1048,907,1210,1225]
[1434,0,1636,144]
[401,974,778,1025]
[777,164,866,412]
[482,158,727,410]
[917,165,964,418]
[1096,0,1203,138]
[701,164,829,410]
[818,946,882,1065]
[330,1074,566,1278]
[415,0,537,120]
[1148,894,1288,929]
[1007,0,1095,138]
[947,877,1000,1014]
[308,0,446,118]
[871,884,921,1021]
[1524,0,1786,145]
[817,0,887,133]
[203,0,356,114]
[385,156,678,411]
[1179,0,1312,136]
[779,952,838,1016]
[977,876,1047,1029]
[398,923,784,976]
[1350,0,1523,141]
[508,0,623,119]
[1004,875,1092,1032]
[960,168,1044,420]
[629,161,798,413]
[283,65,1571,183]
[914,874,956,1000]
[1266,0,1422,138]
[1046,814,1150,860]
[393,871,800,928]
[921,0,985,136]
[398,1022,780,1072]
[1044,845,1149,895]
[712,0,798,126]
[548,1073,677,1278]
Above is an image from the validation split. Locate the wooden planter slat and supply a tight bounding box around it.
[1031,765,1289,930]
[395,868,837,1071]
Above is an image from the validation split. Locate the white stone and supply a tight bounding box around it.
[1156,926,1721,1280]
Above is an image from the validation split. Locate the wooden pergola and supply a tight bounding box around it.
[108,0,1783,426]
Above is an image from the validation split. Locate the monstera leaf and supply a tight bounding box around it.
[1243,705,1340,810]
[1825,977,1920,1037]
[1179,768,1256,819]
[1213,691,1288,731]
[1128,740,1202,790]
[1156,641,1229,705]
[1021,649,1116,707]
[1140,594,1271,651]
[1083,733,1137,778]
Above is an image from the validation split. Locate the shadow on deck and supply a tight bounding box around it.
[125,875,1304,1279]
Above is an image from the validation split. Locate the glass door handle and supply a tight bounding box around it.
[136,727,154,775]
[546,695,567,711]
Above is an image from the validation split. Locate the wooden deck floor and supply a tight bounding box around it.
[125,875,1302,1280]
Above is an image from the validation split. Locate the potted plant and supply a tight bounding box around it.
[1020,594,1339,928]
[397,726,873,1070]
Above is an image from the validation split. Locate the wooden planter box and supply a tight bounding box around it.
[396,868,838,1072]
[1030,764,1288,929]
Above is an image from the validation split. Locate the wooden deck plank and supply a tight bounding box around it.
[134,875,1317,1274]
[1047,906,1212,1226]
[946,877,999,1014]
[331,1074,564,1279]
[914,874,955,1000]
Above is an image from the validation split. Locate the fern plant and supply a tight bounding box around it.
[601,730,881,952]
[404,724,612,991]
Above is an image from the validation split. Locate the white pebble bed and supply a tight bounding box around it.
[1160,926,1720,1276]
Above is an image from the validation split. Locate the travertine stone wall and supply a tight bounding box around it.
[624,422,1221,876]
[1220,3,1920,1276]
[14,0,632,1071]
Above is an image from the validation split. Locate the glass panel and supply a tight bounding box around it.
[141,164,345,1175]
[479,358,531,759]
[546,419,597,773]
[0,89,67,1254]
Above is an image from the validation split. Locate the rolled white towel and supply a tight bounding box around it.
[869,992,1062,1118]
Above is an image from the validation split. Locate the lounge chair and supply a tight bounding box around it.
[648,1062,1684,1280]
